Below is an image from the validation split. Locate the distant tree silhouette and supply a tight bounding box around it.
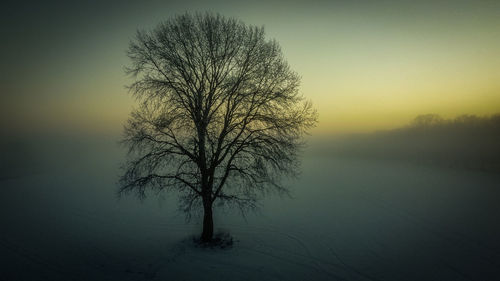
[411,114,444,127]
[119,13,317,242]
[323,113,500,173]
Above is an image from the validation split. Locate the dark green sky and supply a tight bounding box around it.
[2,0,499,136]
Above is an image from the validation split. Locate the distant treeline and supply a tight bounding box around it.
[321,114,500,173]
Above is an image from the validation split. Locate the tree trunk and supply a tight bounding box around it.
[200,200,214,242]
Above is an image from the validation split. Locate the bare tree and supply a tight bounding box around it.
[119,13,317,242]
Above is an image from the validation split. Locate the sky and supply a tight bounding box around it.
[1,0,499,137]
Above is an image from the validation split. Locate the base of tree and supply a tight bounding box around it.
[192,232,234,249]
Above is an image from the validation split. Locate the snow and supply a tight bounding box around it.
[1,139,500,280]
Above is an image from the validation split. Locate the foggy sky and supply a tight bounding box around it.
[1,0,499,136]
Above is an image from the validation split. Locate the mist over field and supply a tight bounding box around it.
[314,114,500,173]
[1,118,500,280]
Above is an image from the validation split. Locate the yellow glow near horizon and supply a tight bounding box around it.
[2,1,500,137]
[284,15,500,135]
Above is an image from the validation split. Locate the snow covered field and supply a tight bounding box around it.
[1,138,500,281]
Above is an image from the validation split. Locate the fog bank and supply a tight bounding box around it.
[313,113,500,173]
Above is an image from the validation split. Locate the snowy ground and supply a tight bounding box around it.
[1,138,500,281]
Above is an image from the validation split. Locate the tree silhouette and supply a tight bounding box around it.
[119,13,317,242]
